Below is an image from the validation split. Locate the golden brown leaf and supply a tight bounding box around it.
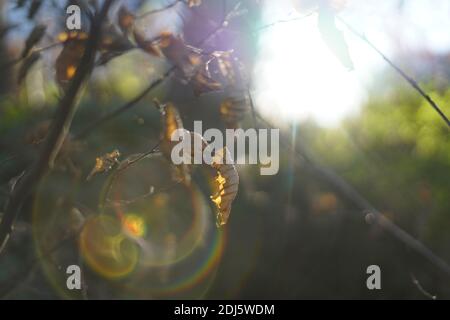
[159,102,191,184]
[220,94,250,128]
[210,147,239,227]
[133,30,163,57]
[86,150,121,181]
[55,35,87,89]
[187,0,202,7]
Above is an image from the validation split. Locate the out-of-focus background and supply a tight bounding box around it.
[0,0,450,299]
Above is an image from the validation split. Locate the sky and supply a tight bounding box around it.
[254,0,450,127]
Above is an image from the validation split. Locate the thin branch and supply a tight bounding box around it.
[136,0,184,20]
[99,141,161,212]
[74,67,175,139]
[0,0,116,254]
[410,273,437,300]
[0,226,82,298]
[0,40,62,70]
[253,12,314,33]
[76,3,237,139]
[256,112,450,279]
[337,16,450,129]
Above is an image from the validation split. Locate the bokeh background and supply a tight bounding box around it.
[0,0,450,299]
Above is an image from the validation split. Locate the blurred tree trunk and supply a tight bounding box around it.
[0,1,11,96]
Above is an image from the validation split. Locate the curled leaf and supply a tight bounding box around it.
[18,51,41,85]
[191,70,222,96]
[55,32,87,89]
[22,24,46,58]
[28,0,43,19]
[187,0,202,7]
[118,5,135,34]
[220,93,250,129]
[159,102,191,184]
[210,147,239,227]
[87,150,121,181]
[98,24,134,65]
[133,30,163,57]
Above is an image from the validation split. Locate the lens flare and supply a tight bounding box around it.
[79,214,140,279]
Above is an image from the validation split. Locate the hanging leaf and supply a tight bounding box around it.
[210,147,239,227]
[317,4,353,70]
[159,33,203,79]
[27,0,43,19]
[22,24,46,58]
[86,150,121,181]
[101,24,133,52]
[118,5,135,35]
[159,102,191,184]
[15,0,29,9]
[187,0,202,7]
[55,32,87,89]
[98,24,134,65]
[191,70,222,96]
[220,94,250,129]
[0,24,18,40]
[18,51,40,85]
[133,30,163,57]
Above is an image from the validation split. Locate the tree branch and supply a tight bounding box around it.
[256,112,450,278]
[0,0,116,254]
[337,16,450,129]
[75,3,236,139]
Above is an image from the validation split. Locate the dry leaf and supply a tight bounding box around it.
[22,24,46,58]
[87,150,121,181]
[220,94,250,128]
[55,32,87,89]
[28,0,42,19]
[159,102,191,184]
[187,0,202,7]
[118,5,135,34]
[210,147,239,227]
[133,30,163,57]
[18,51,40,85]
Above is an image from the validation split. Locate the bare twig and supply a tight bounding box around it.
[0,0,116,254]
[0,40,61,70]
[254,12,314,33]
[99,141,161,212]
[75,3,239,139]
[410,273,437,300]
[136,0,184,19]
[0,226,82,298]
[337,16,450,129]
[256,113,450,278]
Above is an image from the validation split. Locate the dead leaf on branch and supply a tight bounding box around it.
[133,30,164,57]
[157,102,239,227]
[22,24,46,58]
[210,146,239,227]
[55,31,88,89]
[159,101,191,185]
[187,0,202,8]
[87,150,121,181]
[27,0,43,19]
[18,51,41,85]
[118,5,135,35]
[220,93,250,129]
[134,31,225,95]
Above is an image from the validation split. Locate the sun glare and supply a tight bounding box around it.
[255,9,365,127]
